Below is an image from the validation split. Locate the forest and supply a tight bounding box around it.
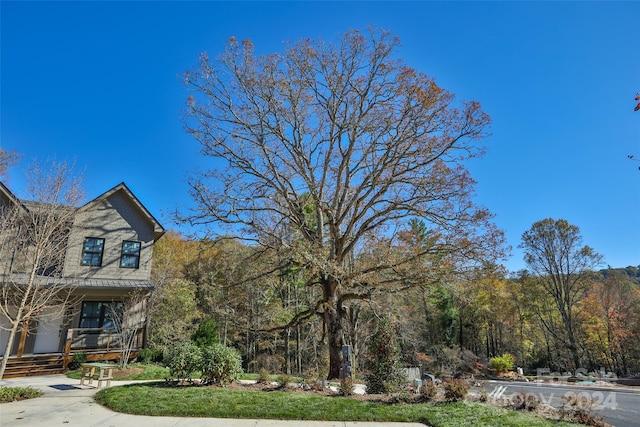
[148,230,640,380]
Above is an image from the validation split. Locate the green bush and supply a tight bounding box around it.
[138,348,154,364]
[443,378,468,402]
[276,373,293,389]
[0,386,42,402]
[164,342,202,382]
[137,347,164,364]
[68,352,87,370]
[364,318,406,394]
[200,343,243,385]
[191,318,219,348]
[490,353,515,373]
[257,368,271,384]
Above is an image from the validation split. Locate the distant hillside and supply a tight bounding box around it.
[600,265,640,286]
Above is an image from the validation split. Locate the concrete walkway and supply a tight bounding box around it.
[0,375,425,427]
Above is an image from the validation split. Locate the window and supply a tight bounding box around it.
[81,237,105,266]
[79,301,124,330]
[120,241,141,268]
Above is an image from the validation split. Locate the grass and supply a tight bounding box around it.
[66,363,170,381]
[95,382,583,427]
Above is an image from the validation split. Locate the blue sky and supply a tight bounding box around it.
[1,1,639,272]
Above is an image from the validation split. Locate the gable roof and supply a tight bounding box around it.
[78,182,165,241]
[0,181,28,212]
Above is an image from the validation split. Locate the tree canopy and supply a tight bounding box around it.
[519,218,603,370]
[183,28,506,378]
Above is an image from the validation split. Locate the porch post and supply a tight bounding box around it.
[62,329,73,370]
[16,315,30,357]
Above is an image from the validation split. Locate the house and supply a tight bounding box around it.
[0,182,164,377]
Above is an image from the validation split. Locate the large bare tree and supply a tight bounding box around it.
[520,218,602,371]
[0,160,83,379]
[183,29,505,378]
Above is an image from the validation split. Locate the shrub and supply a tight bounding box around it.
[200,343,243,385]
[443,379,468,402]
[0,386,42,403]
[68,352,87,370]
[276,373,293,389]
[257,368,271,384]
[561,394,606,426]
[191,318,219,348]
[512,391,540,411]
[419,380,438,399]
[138,348,155,364]
[164,342,202,382]
[364,318,406,394]
[339,376,354,396]
[490,353,515,373]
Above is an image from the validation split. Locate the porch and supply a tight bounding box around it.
[2,327,144,378]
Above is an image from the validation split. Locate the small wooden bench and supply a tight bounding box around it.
[80,362,115,388]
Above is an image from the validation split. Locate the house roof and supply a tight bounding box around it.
[74,278,155,290]
[1,181,164,241]
[0,273,154,290]
[0,181,28,212]
[78,182,165,241]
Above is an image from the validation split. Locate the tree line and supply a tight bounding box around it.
[148,225,640,379]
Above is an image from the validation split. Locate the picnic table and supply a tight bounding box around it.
[80,362,115,388]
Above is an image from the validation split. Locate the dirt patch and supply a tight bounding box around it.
[113,367,145,378]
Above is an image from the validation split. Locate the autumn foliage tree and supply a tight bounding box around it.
[182,28,505,378]
[520,218,602,371]
[580,272,640,375]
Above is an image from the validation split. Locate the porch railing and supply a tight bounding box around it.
[62,327,144,369]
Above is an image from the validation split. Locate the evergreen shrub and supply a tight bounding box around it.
[200,343,243,385]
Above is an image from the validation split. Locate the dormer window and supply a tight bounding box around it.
[120,240,141,268]
[81,237,105,266]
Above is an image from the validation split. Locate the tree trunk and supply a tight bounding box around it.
[564,313,580,371]
[284,327,291,375]
[322,277,344,379]
[326,306,343,379]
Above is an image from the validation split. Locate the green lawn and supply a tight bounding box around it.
[66,364,170,381]
[95,382,582,427]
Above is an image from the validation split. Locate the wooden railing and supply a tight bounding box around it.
[62,327,144,369]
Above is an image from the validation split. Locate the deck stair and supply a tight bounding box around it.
[2,354,65,378]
